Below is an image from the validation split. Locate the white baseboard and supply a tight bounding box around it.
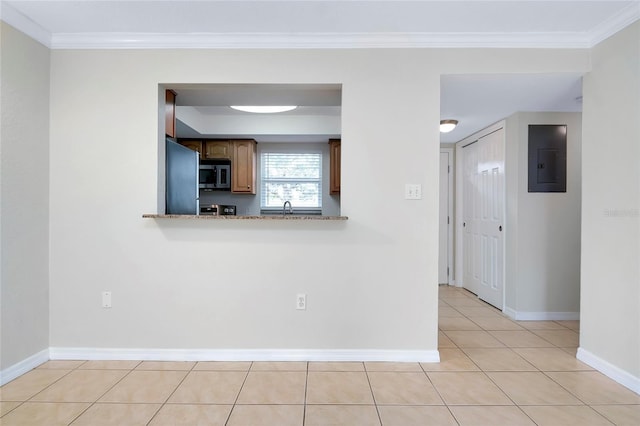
[49,348,440,363]
[0,348,49,386]
[577,347,640,395]
[503,307,580,321]
[3,348,440,384]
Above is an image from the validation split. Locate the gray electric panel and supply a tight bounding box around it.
[528,125,567,193]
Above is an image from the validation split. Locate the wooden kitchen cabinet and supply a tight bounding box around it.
[329,139,341,194]
[231,139,257,194]
[179,140,203,159]
[165,90,177,138]
[204,140,231,159]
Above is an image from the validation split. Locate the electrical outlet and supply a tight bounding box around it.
[102,291,112,308]
[296,294,306,310]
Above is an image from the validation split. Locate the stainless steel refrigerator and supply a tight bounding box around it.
[166,139,199,215]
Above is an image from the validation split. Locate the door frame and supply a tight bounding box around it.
[440,147,455,286]
[454,121,506,310]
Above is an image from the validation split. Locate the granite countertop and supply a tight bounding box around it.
[142,214,348,221]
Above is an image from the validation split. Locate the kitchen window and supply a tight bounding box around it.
[260,152,322,212]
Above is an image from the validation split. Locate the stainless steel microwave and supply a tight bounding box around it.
[199,163,230,190]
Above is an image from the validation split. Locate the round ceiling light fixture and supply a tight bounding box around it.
[440,119,458,133]
[230,105,298,114]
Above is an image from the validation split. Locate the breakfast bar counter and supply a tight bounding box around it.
[142,214,348,221]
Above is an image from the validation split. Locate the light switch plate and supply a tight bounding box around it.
[405,184,422,200]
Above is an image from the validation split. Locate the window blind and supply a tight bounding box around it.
[260,152,322,209]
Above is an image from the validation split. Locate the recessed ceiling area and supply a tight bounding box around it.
[440,73,583,144]
[172,84,342,143]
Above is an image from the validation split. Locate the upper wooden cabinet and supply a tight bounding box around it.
[329,139,341,194]
[231,139,257,194]
[165,90,177,138]
[204,140,231,159]
[179,140,203,159]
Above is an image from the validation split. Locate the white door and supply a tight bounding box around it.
[438,152,450,284]
[463,128,504,309]
[463,141,481,295]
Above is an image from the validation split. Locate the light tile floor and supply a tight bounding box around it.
[1,286,639,425]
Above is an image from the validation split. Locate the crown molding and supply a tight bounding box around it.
[0,1,51,47]
[589,1,640,46]
[50,31,593,49]
[2,1,638,50]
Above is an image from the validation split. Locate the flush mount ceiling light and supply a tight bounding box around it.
[230,105,298,113]
[440,119,458,133]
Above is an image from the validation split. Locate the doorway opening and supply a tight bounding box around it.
[157,83,342,216]
[440,73,583,315]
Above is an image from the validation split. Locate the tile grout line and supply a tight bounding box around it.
[0,401,25,419]
[224,361,253,426]
[586,404,635,426]
[20,361,126,425]
[418,359,460,424]
[143,361,198,426]
[363,362,383,426]
[302,361,308,425]
[538,369,592,407]
[23,365,78,402]
[67,361,142,425]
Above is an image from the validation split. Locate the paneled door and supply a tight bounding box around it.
[463,128,505,309]
[439,151,450,284]
[463,140,481,295]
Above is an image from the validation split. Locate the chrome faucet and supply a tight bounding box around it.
[283,201,293,216]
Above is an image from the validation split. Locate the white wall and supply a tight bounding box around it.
[46,47,589,358]
[579,21,640,390]
[0,23,50,373]
[48,49,442,357]
[504,112,582,318]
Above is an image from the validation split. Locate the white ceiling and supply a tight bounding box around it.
[5,0,635,35]
[440,73,584,143]
[2,1,639,49]
[1,1,635,144]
